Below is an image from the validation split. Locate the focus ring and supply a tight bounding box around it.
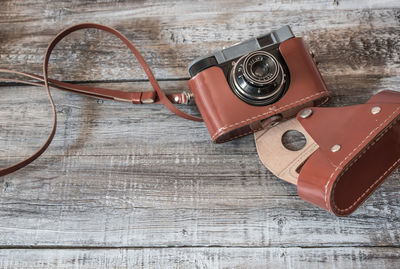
[243,51,279,86]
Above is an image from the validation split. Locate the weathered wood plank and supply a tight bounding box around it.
[0,80,399,248]
[0,152,398,247]
[1,77,399,159]
[0,1,399,80]
[0,247,399,269]
[1,0,400,267]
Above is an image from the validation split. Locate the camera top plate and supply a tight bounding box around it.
[188,25,294,77]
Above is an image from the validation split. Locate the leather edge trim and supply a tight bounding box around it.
[212,91,330,142]
[329,113,400,216]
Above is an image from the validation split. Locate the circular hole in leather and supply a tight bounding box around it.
[281,130,306,151]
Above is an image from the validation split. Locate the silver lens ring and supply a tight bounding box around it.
[231,58,285,101]
[243,51,280,86]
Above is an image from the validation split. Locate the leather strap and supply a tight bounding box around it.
[0,70,191,105]
[0,23,202,177]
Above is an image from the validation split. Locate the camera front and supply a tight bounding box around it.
[187,25,330,143]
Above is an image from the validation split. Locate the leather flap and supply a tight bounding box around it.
[254,90,400,216]
[297,90,400,216]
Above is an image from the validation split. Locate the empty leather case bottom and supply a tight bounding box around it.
[255,90,400,216]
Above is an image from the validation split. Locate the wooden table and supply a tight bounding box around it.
[1,0,399,268]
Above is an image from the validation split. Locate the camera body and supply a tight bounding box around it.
[188,26,330,143]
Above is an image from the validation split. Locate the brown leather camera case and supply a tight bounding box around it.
[255,90,400,216]
[188,37,330,143]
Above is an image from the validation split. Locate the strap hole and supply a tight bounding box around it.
[281,130,306,151]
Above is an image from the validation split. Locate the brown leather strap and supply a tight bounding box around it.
[0,23,202,177]
[0,70,191,105]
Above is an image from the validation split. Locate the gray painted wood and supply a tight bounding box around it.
[0,0,400,268]
[0,247,399,269]
[0,0,399,81]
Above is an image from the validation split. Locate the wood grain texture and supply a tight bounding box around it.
[0,0,399,80]
[1,153,399,247]
[1,0,400,268]
[0,247,399,269]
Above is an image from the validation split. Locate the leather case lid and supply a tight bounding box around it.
[255,90,400,216]
[297,90,400,216]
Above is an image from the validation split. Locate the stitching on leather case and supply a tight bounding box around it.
[334,157,400,214]
[332,118,400,214]
[217,127,263,143]
[211,91,329,141]
[323,106,400,211]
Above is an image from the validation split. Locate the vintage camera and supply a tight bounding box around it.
[189,26,293,106]
[188,25,330,143]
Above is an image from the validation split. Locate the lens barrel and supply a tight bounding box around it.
[230,51,286,106]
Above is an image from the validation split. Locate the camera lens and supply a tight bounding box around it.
[230,51,286,106]
[244,52,278,86]
[252,61,269,79]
